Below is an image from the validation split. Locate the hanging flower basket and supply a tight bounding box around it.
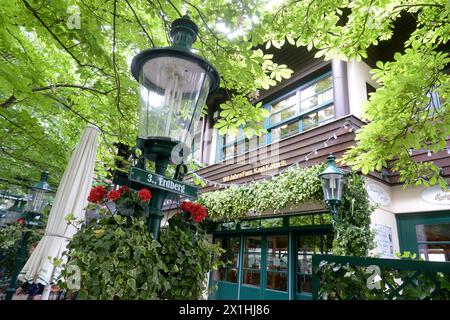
[86,185,152,221]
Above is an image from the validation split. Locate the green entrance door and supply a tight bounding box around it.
[397,211,450,262]
[240,234,289,300]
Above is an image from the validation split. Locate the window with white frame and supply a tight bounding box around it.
[215,72,335,162]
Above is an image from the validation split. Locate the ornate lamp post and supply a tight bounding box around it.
[318,154,345,223]
[5,171,52,300]
[127,15,219,239]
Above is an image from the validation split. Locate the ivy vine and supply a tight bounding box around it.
[55,214,224,300]
[198,166,375,257]
[198,165,325,221]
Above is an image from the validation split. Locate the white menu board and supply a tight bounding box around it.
[374,224,394,258]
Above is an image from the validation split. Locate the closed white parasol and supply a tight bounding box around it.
[17,124,99,298]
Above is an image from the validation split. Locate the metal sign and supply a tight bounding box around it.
[129,167,198,199]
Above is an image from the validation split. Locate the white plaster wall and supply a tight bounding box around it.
[389,184,450,214]
[364,178,400,257]
[365,178,450,258]
[370,207,400,257]
[346,59,379,119]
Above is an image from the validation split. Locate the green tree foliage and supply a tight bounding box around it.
[0,0,448,190]
[265,0,449,188]
[0,0,290,188]
[332,173,375,257]
[0,221,43,291]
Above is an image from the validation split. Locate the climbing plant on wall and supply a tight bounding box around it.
[198,165,325,221]
[198,167,375,257]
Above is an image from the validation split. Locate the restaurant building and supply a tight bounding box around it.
[188,16,450,300]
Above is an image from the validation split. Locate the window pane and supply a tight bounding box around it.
[271,121,299,142]
[244,253,261,268]
[297,254,312,274]
[301,76,332,100]
[224,144,235,159]
[245,236,262,251]
[213,237,240,282]
[317,105,335,122]
[266,236,288,271]
[289,215,314,226]
[418,244,450,262]
[218,221,236,231]
[297,274,313,293]
[214,268,226,281]
[271,93,297,114]
[297,235,321,254]
[243,269,260,286]
[227,268,239,283]
[191,133,201,161]
[316,213,333,225]
[323,234,334,254]
[302,105,334,131]
[300,76,332,112]
[260,217,283,228]
[266,272,287,291]
[228,237,240,267]
[270,105,297,125]
[241,219,260,230]
[248,135,258,151]
[236,140,245,156]
[416,223,450,242]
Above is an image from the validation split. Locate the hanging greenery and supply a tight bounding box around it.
[332,173,376,257]
[0,219,45,292]
[55,202,224,300]
[198,165,325,221]
[198,166,375,257]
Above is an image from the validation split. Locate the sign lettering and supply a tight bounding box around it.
[129,167,198,199]
[222,160,287,182]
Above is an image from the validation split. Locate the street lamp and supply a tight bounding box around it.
[318,154,345,223]
[129,15,219,239]
[5,171,52,300]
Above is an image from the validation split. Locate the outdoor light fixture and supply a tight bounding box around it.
[5,171,52,300]
[123,15,219,239]
[131,15,219,163]
[318,153,345,222]
[26,171,52,215]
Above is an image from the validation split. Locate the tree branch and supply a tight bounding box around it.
[22,0,109,75]
[124,0,155,47]
[0,96,17,108]
[32,84,115,95]
[112,0,125,133]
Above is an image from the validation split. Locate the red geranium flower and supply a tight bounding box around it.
[107,190,121,202]
[137,189,152,202]
[118,185,129,195]
[16,218,25,225]
[179,201,208,223]
[87,186,108,204]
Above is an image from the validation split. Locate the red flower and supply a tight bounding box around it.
[137,189,152,202]
[87,186,108,204]
[179,201,208,223]
[16,218,25,225]
[107,190,121,202]
[118,185,129,195]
